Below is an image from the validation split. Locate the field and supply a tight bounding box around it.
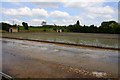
[19,27,56,32]
[2,32,118,49]
[2,38,118,78]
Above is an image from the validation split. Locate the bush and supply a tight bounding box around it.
[43,29,46,32]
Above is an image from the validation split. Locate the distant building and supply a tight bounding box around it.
[56,29,62,32]
[9,26,19,32]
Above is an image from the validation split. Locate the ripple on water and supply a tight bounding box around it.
[40,47,48,50]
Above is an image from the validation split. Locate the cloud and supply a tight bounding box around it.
[2,7,32,17]
[1,0,20,2]
[2,7,48,18]
[64,2,98,8]
[64,1,115,15]
[32,2,60,8]
[1,1,117,26]
[85,5,115,20]
[23,0,119,2]
[32,8,48,17]
[1,20,11,24]
[12,19,23,25]
[50,19,74,26]
[87,6,115,14]
[50,10,70,19]
[1,19,23,25]
[1,0,118,2]
[50,15,83,26]
[0,18,46,26]
[28,19,46,26]
[64,1,116,25]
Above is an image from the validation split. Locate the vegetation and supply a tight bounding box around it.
[67,20,120,34]
[41,21,47,26]
[1,20,120,34]
[0,22,12,31]
[22,22,29,30]
[2,32,118,49]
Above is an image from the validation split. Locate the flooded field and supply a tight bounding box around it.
[2,32,119,49]
[1,38,119,78]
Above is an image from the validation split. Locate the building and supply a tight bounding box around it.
[9,26,19,32]
[56,29,62,32]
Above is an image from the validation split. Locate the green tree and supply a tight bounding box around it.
[99,21,119,33]
[76,20,80,26]
[22,22,29,30]
[1,22,12,31]
[41,21,47,26]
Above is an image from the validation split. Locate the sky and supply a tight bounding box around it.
[0,0,119,26]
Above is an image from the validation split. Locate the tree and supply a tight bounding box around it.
[99,21,119,33]
[22,22,29,30]
[76,20,80,26]
[41,21,47,26]
[1,22,12,31]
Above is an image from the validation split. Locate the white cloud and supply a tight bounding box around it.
[17,7,32,16]
[49,10,84,25]
[50,19,73,26]
[12,19,23,25]
[32,8,48,17]
[1,0,118,2]
[1,19,23,25]
[1,0,20,2]
[64,1,115,15]
[2,7,48,18]
[63,0,107,8]
[50,10,70,19]
[32,2,60,8]
[1,1,117,26]
[21,0,119,2]
[87,6,115,14]
[60,0,109,2]
[28,19,46,26]
[2,7,32,16]
[1,20,11,24]
[64,2,96,8]
[1,18,46,26]
[64,1,116,26]
[50,15,83,26]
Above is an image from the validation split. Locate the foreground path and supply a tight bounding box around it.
[2,38,118,78]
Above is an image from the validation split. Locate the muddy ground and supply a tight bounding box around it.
[1,38,118,78]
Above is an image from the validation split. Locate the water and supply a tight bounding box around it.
[2,38,119,77]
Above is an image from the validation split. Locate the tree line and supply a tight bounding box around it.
[67,20,120,34]
[0,20,120,34]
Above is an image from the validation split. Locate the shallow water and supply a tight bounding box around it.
[2,38,119,77]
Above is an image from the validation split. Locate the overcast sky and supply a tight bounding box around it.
[0,0,119,26]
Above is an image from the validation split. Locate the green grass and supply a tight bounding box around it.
[2,32,118,48]
[19,27,56,32]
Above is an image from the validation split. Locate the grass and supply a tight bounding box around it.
[2,32,118,49]
[19,27,56,32]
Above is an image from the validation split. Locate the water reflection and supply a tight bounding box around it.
[2,38,119,77]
